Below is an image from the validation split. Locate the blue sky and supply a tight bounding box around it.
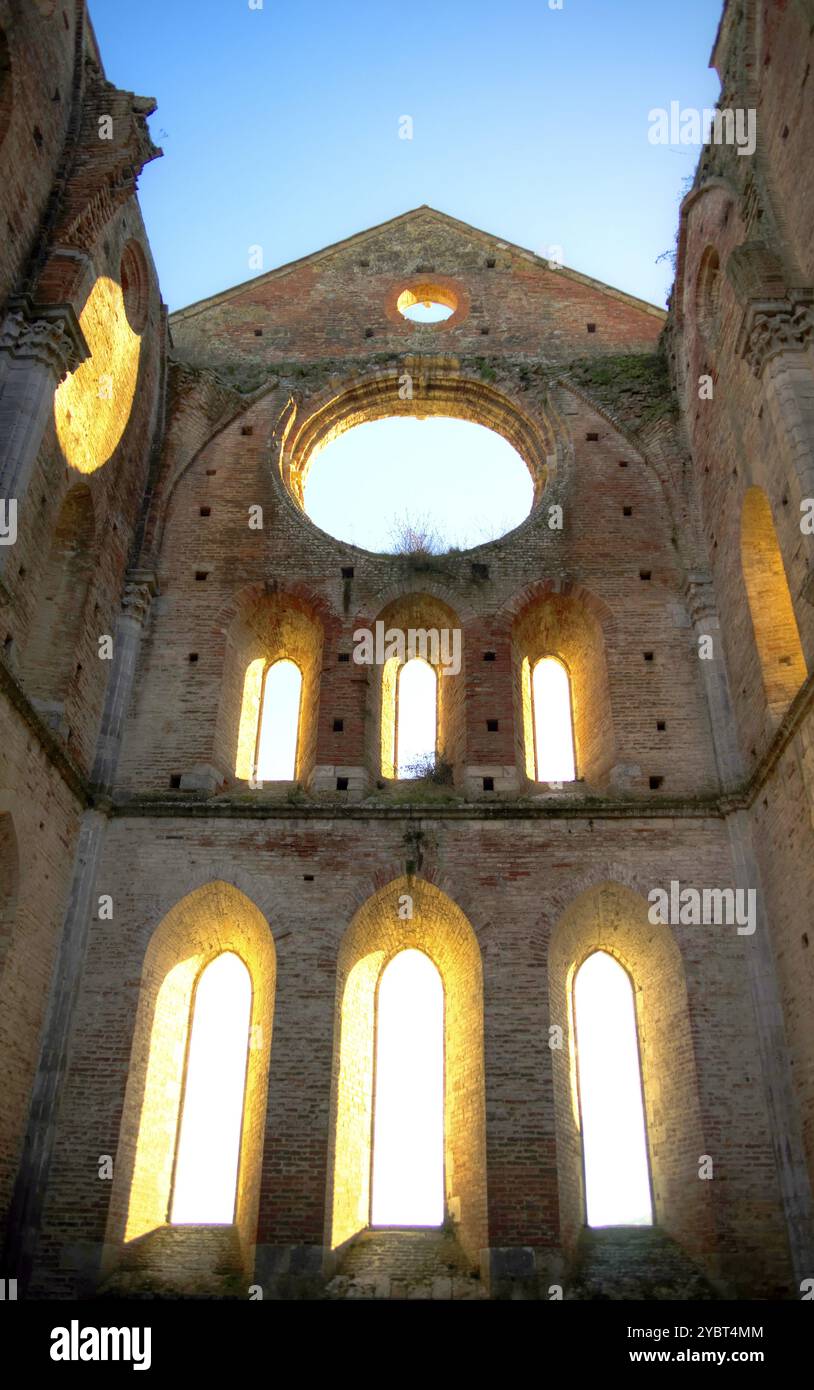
[89,0,721,314]
[88,0,722,552]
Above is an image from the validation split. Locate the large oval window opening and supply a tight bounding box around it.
[303,417,534,552]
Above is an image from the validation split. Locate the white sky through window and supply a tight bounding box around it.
[532,656,576,781]
[256,658,301,780]
[371,949,445,1227]
[171,952,252,1224]
[397,658,437,778]
[304,417,533,552]
[574,950,653,1228]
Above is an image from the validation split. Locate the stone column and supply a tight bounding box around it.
[686,572,814,1283]
[738,296,814,502]
[1,572,155,1290]
[727,808,814,1289]
[92,572,157,791]
[684,573,744,787]
[0,301,89,588]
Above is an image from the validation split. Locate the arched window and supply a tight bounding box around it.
[531,656,576,781]
[235,657,302,781]
[740,487,807,716]
[396,657,438,778]
[371,949,444,1227]
[170,952,252,1224]
[573,951,652,1227]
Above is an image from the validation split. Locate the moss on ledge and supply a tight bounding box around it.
[566,351,678,433]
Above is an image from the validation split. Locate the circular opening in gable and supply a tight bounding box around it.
[397,283,457,324]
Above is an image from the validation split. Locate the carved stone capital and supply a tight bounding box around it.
[737,296,814,376]
[0,301,89,381]
[121,570,158,628]
[684,572,720,629]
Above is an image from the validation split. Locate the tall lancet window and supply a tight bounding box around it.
[531,656,576,781]
[396,658,438,778]
[573,951,652,1227]
[236,657,302,781]
[371,949,444,1227]
[170,952,252,1224]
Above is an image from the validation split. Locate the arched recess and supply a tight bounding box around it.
[19,485,95,707]
[695,246,722,346]
[371,592,464,782]
[740,487,807,718]
[278,369,560,512]
[548,882,714,1262]
[326,876,487,1268]
[103,882,276,1278]
[0,812,19,982]
[511,585,615,788]
[217,586,324,785]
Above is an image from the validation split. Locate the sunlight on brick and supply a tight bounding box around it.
[54,276,141,474]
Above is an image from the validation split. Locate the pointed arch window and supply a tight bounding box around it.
[170,952,252,1224]
[236,657,302,781]
[528,655,576,781]
[371,949,444,1226]
[573,950,652,1227]
[384,656,438,779]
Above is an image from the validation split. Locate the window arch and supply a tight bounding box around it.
[525,655,576,781]
[108,882,276,1275]
[170,951,252,1224]
[573,950,652,1227]
[740,486,807,717]
[376,595,463,782]
[20,484,95,709]
[371,949,444,1227]
[394,657,438,779]
[513,588,615,790]
[236,657,302,781]
[328,877,487,1265]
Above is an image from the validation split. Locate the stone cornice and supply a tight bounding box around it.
[0,661,89,807]
[737,295,814,376]
[0,298,90,380]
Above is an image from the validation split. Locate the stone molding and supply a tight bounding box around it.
[737,295,814,376]
[0,300,89,381]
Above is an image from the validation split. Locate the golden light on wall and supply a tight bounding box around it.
[54,275,141,474]
[328,878,488,1264]
[115,883,276,1261]
[740,486,807,716]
